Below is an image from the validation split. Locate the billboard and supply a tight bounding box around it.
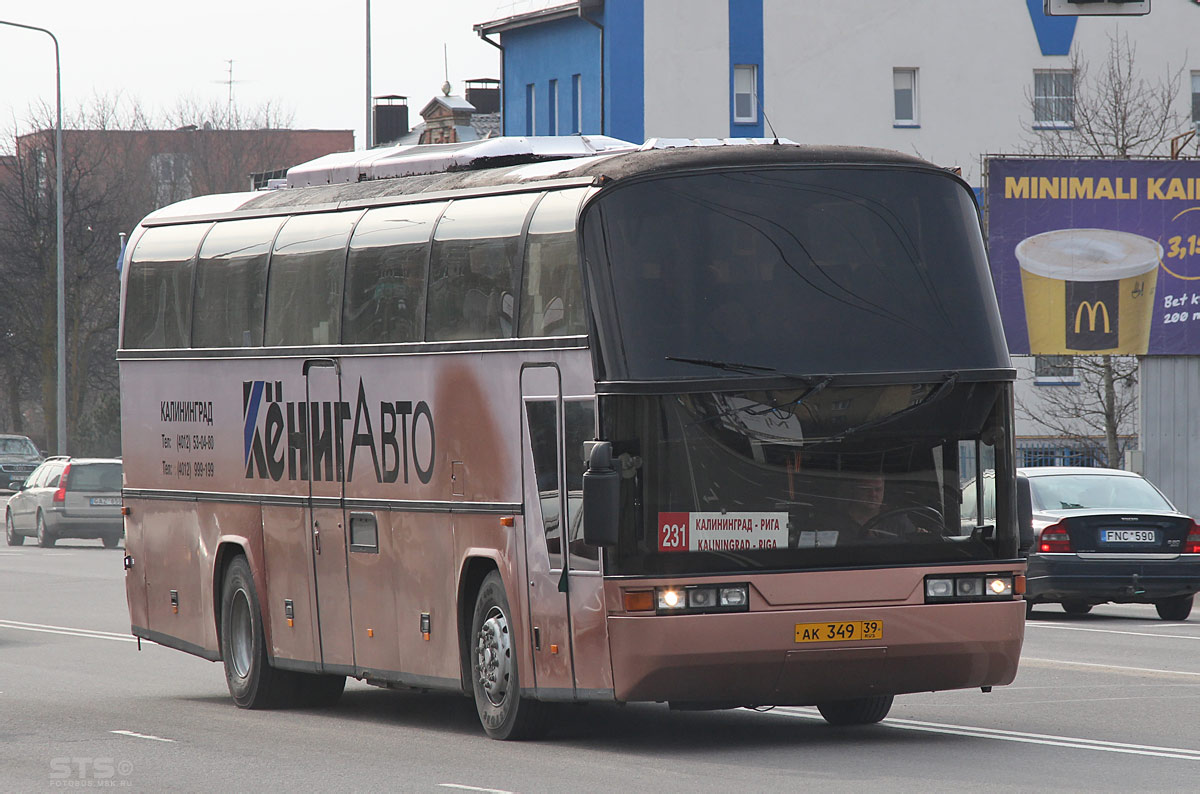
[986,157,1200,355]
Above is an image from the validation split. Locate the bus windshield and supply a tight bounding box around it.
[604,380,1013,576]
[583,166,1009,381]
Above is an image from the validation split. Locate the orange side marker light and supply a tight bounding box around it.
[623,590,655,612]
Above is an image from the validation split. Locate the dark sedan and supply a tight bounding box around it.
[1021,467,1200,620]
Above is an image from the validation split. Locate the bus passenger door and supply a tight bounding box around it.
[303,359,355,673]
[519,365,575,698]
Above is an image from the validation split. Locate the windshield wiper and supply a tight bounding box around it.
[665,355,779,375]
[822,372,960,444]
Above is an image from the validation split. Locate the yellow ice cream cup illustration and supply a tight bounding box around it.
[1016,228,1161,355]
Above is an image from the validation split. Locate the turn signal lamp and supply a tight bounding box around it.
[1039,522,1072,553]
[623,590,655,612]
[1184,521,1200,554]
[52,463,71,504]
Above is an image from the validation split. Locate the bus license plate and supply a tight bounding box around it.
[1101,529,1156,543]
[795,620,883,643]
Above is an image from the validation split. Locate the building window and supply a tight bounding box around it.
[733,64,758,123]
[1192,71,1200,129]
[1033,70,1074,128]
[548,79,558,135]
[1034,354,1077,383]
[893,68,918,126]
[572,74,582,134]
[525,83,536,136]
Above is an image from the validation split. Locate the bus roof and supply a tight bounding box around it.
[139,138,953,226]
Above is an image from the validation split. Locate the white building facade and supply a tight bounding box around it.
[478,0,1200,503]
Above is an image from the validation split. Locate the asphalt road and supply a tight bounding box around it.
[2,539,1199,792]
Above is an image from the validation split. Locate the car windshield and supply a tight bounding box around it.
[1029,474,1173,512]
[69,463,122,492]
[0,437,38,456]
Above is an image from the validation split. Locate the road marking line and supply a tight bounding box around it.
[1028,623,1200,641]
[1021,656,1200,679]
[0,619,137,643]
[110,730,175,743]
[771,708,1200,760]
[438,785,515,794]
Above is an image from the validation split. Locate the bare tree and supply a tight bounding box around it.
[1016,355,1138,468]
[0,93,309,455]
[163,97,298,193]
[1024,33,1186,158]
[1013,34,1187,468]
[0,96,152,454]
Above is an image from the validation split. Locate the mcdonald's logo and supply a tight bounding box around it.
[1074,300,1111,334]
[1065,280,1119,351]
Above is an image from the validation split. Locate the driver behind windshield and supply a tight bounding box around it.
[833,473,918,542]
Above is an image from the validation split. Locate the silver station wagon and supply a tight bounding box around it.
[5,457,123,548]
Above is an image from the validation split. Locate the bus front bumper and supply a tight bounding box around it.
[606,601,1024,706]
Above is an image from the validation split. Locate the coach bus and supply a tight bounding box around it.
[118,136,1026,740]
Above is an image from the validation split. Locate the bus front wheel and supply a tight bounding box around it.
[220,555,293,709]
[816,695,894,726]
[470,571,548,740]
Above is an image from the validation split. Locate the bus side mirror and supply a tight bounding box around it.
[1016,476,1034,556]
[582,441,619,547]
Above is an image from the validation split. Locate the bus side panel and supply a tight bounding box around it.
[389,511,461,682]
[140,499,260,657]
[262,504,319,666]
[123,499,149,633]
[346,509,399,675]
[566,573,615,694]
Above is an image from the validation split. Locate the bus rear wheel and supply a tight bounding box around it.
[220,555,294,709]
[470,571,547,740]
[816,695,894,726]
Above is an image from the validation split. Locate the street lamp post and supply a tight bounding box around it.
[0,20,66,455]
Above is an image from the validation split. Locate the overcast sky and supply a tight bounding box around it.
[0,1,556,148]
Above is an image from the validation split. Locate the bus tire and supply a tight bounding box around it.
[816,694,894,726]
[470,571,547,740]
[1062,601,1092,615]
[219,555,292,709]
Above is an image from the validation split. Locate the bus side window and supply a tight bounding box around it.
[343,202,444,344]
[193,217,282,348]
[426,193,539,342]
[123,223,210,349]
[520,189,588,337]
[564,399,599,569]
[525,399,562,568]
[264,211,362,347]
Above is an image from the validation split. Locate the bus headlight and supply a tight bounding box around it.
[655,584,750,614]
[925,574,1015,603]
[986,576,1013,596]
[926,578,954,598]
[657,589,685,610]
[719,585,748,607]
